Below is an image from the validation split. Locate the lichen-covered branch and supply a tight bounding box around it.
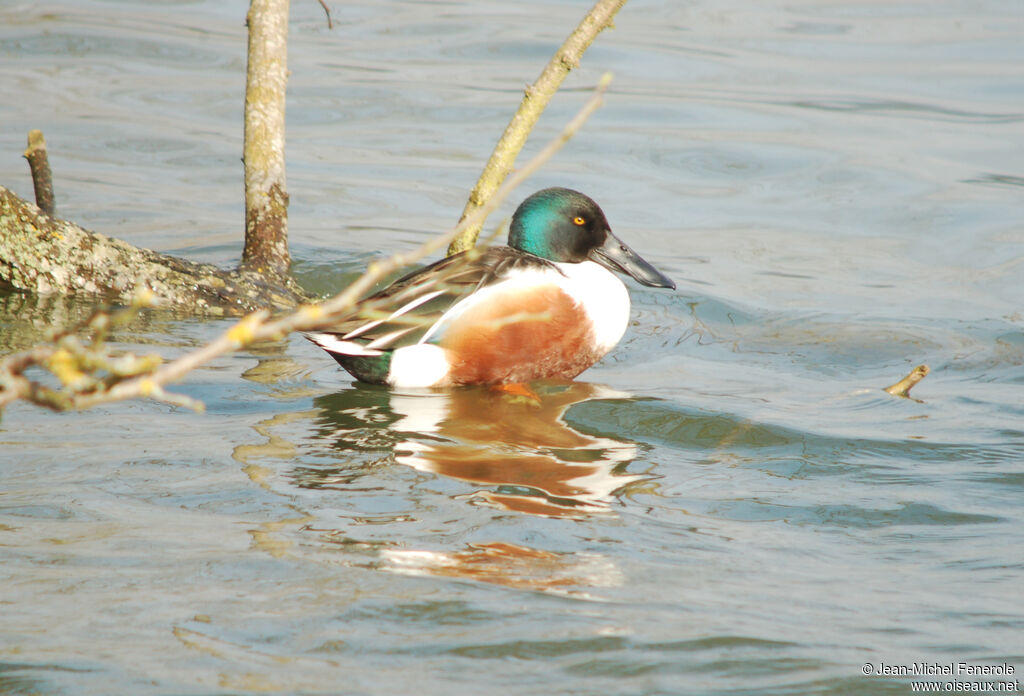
[0,186,309,314]
[0,80,610,413]
[447,0,627,255]
[242,0,291,277]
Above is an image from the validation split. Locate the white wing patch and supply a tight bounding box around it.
[388,344,451,388]
[342,289,447,341]
[365,327,418,351]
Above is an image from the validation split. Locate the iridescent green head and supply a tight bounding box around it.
[507,187,675,289]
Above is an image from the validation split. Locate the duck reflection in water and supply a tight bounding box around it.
[310,380,648,519]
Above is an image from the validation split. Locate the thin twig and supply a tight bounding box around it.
[317,0,332,29]
[447,0,627,255]
[0,76,612,413]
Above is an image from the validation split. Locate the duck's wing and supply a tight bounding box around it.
[307,247,556,356]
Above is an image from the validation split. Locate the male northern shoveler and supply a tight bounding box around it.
[307,187,675,388]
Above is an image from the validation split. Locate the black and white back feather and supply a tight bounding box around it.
[306,247,558,356]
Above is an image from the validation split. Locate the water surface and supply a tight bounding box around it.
[1,1,1023,694]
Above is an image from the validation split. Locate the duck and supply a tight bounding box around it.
[306,187,675,388]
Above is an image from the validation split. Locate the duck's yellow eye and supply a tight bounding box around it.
[573,216,586,226]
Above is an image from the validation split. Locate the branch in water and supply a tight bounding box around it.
[884,364,930,399]
[0,185,309,314]
[242,0,291,277]
[0,2,306,312]
[23,129,55,215]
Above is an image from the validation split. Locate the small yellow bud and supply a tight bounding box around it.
[47,349,87,387]
[225,313,262,346]
[133,288,156,307]
[301,304,324,321]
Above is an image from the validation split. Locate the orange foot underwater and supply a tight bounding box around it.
[490,382,541,404]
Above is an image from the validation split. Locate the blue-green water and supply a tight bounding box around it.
[2,1,1023,694]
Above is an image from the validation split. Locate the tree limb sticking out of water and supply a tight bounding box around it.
[242,0,291,279]
[0,0,308,314]
[0,77,613,413]
[447,0,628,256]
[884,364,930,399]
[23,130,54,216]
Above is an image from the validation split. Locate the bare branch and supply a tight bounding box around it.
[23,130,55,215]
[317,0,333,29]
[448,0,627,255]
[242,0,291,277]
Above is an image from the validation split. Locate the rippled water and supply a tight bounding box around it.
[2,1,1023,694]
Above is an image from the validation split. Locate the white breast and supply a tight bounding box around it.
[553,260,631,355]
[434,260,630,355]
[436,260,630,354]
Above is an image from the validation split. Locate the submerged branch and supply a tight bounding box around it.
[447,0,627,255]
[0,78,610,413]
[884,364,930,399]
